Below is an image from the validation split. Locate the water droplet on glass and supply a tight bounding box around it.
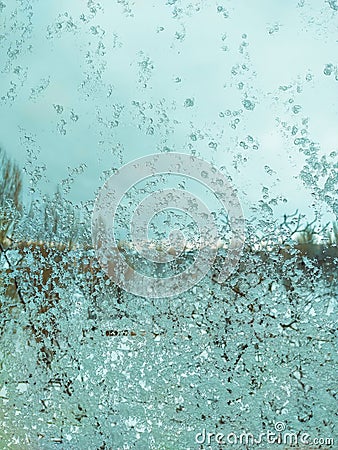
[184,98,194,107]
[243,99,255,110]
[292,105,302,114]
[324,63,334,76]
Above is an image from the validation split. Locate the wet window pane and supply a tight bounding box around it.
[0,1,337,449]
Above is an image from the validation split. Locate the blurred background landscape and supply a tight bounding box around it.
[0,0,337,448]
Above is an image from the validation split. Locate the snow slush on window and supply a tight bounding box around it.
[0,1,337,449]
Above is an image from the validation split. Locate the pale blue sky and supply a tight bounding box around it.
[1,0,337,224]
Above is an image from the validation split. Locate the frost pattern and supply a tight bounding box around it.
[0,1,337,449]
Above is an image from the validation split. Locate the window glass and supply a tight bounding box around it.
[0,1,337,448]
